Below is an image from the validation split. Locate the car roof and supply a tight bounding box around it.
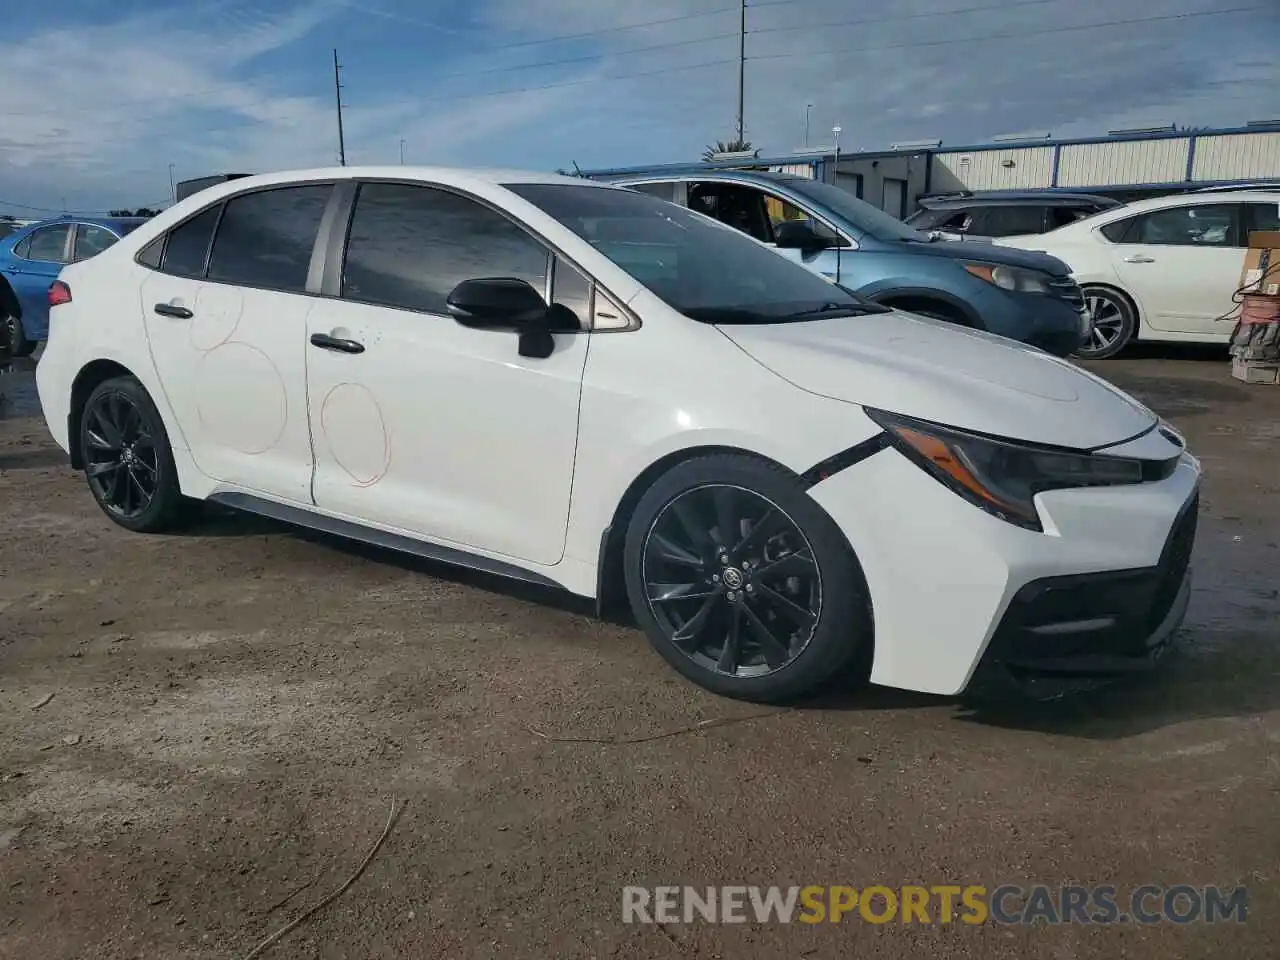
[1094,189,1280,217]
[920,191,1118,208]
[611,170,800,187]
[177,165,611,195]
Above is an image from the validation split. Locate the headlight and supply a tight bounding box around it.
[866,408,1148,531]
[963,263,1054,294]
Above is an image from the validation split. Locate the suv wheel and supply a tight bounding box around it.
[2,312,34,360]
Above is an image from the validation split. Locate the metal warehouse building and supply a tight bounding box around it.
[584,121,1280,218]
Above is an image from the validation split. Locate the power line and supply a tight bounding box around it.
[749,5,1267,62]
[747,0,1067,37]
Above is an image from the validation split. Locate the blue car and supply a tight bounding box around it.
[1,214,147,357]
[613,171,1090,356]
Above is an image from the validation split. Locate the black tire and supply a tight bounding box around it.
[1076,286,1136,359]
[2,310,35,360]
[622,454,872,703]
[79,375,193,533]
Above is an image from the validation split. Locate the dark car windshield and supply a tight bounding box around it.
[505,183,888,324]
[781,178,931,243]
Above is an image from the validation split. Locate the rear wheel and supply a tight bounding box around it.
[1,311,34,360]
[1077,286,1136,359]
[623,454,872,703]
[79,376,192,533]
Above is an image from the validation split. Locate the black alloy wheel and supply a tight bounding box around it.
[642,484,821,678]
[84,389,160,520]
[623,454,872,703]
[79,375,192,533]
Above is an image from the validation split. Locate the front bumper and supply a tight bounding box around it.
[807,443,1201,697]
[980,282,1088,357]
[964,491,1197,699]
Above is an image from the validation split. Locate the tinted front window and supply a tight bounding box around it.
[342,182,549,314]
[1244,201,1279,236]
[73,223,119,261]
[26,225,70,262]
[1132,204,1237,247]
[782,178,930,242]
[979,206,1047,236]
[505,183,885,324]
[208,184,332,291]
[162,205,222,277]
[628,182,678,202]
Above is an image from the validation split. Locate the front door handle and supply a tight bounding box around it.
[153,302,193,318]
[310,332,365,354]
[1123,254,1155,264]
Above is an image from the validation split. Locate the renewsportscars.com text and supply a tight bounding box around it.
[622,884,1248,926]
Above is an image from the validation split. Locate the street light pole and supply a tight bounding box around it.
[804,104,813,148]
[832,124,842,182]
[399,139,406,164]
[168,163,176,203]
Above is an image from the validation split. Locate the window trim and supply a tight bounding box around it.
[318,177,640,333]
[15,222,74,264]
[71,222,123,263]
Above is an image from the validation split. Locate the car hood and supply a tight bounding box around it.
[720,311,1158,450]
[882,235,1071,274]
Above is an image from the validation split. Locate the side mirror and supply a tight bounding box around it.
[446,277,559,359]
[446,277,548,329]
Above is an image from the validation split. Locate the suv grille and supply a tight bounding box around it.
[1049,276,1085,311]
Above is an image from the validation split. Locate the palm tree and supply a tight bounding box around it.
[702,139,754,161]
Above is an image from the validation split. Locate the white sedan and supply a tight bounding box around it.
[36,167,1200,702]
[994,190,1280,358]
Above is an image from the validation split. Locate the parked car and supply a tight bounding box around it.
[36,167,1199,703]
[611,171,1090,356]
[995,191,1280,358]
[1,215,147,357]
[905,190,1123,239]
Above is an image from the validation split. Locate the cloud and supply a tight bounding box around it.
[1,0,1277,214]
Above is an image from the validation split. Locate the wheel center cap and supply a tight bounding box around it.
[722,567,745,590]
[122,448,134,464]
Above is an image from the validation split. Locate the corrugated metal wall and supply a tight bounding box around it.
[930,146,1054,191]
[1192,132,1280,181]
[1056,139,1188,187]
[768,163,816,178]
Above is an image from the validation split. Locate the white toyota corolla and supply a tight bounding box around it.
[35,168,1200,703]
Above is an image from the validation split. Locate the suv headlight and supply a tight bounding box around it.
[866,408,1149,531]
[963,263,1054,294]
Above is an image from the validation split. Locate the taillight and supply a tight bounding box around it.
[49,280,72,307]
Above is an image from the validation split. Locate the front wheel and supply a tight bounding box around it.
[79,375,193,533]
[1077,287,1136,359]
[623,454,872,703]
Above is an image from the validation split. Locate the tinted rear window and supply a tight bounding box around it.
[161,204,222,277]
[207,184,332,292]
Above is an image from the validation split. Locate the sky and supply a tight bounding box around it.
[1,0,1277,215]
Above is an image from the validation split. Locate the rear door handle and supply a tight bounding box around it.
[1123,254,1155,264]
[310,332,365,354]
[153,303,193,318]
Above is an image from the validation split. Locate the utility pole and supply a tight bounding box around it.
[399,139,406,164]
[735,0,746,143]
[804,104,813,148]
[168,163,175,204]
[333,48,347,166]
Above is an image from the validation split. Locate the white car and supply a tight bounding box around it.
[994,191,1280,359]
[35,167,1201,703]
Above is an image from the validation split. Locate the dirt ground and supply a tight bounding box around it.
[1,347,1277,959]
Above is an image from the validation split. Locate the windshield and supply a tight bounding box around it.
[505,183,888,324]
[781,178,931,243]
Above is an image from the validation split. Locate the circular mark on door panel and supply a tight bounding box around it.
[190,285,245,352]
[195,343,288,455]
[320,383,390,486]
